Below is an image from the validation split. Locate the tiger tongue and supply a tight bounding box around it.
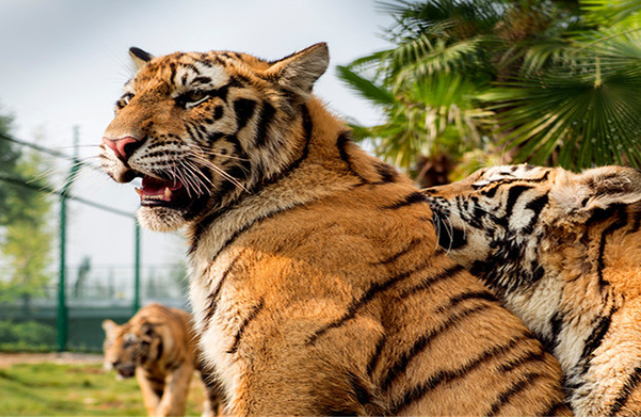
[142,176,182,193]
[135,176,183,201]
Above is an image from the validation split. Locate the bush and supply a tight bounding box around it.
[0,320,56,352]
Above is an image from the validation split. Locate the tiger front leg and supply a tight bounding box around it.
[156,364,194,416]
[135,368,163,417]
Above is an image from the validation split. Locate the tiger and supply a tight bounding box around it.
[102,303,222,416]
[422,164,641,416]
[99,43,571,416]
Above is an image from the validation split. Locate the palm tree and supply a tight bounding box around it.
[339,0,641,185]
[340,0,505,185]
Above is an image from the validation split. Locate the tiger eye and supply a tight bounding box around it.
[187,91,207,102]
[175,90,210,109]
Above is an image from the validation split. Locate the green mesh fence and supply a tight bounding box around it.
[0,265,189,352]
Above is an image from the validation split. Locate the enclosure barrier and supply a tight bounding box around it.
[0,129,159,351]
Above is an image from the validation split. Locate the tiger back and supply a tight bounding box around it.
[99,43,570,416]
[423,164,641,416]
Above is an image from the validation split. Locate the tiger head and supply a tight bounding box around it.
[422,164,641,294]
[100,44,329,232]
[102,318,161,380]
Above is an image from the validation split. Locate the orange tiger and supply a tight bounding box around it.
[99,43,570,416]
[102,303,221,416]
[423,164,641,416]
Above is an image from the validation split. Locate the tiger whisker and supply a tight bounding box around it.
[434,211,460,255]
[188,155,248,193]
[168,165,200,199]
[182,159,214,197]
[182,159,212,190]
[186,147,250,193]
[209,152,249,162]
[179,163,209,197]
[164,163,189,197]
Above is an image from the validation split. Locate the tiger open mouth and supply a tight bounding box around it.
[134,175,192,209]
[116,365,136,379]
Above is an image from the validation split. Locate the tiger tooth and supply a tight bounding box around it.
[164,187,172,201]
[135,187,143,197]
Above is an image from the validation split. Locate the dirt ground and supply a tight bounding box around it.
[0,352,103,368]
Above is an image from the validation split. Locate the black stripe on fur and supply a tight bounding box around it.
[485,372,543,416]
[388,332,531,415]
[227,299,265,354]
[380,305,492,392]
[608,364,641,416]
[306,259,433,345]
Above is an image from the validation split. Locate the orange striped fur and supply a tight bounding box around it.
[424,164,641,416]
[100,44,570,416]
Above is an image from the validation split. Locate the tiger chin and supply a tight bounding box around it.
[423,164,641,416]
[100,44,571,416]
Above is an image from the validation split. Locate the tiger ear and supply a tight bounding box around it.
[553,166,641,220]
[102,319,119,335]
[129,47,154,70]
[267,43,329,101]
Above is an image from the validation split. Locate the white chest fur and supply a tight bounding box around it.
[189,250,254,402]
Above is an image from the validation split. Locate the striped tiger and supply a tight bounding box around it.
[102,303,222,416]
[99,44,570,416]
[423,164,641,416]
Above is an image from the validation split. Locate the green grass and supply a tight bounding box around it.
[0,362,208,417]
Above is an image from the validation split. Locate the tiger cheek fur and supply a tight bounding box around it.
[101,46,570,416]
[100,47,301,232]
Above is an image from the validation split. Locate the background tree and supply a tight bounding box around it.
[339,0,641,186]
[0,119,55,312]
[0,111,22,224]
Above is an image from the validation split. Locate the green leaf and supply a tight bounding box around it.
[481,71,641,169]
[336,65,396,106]
[581,0,641,26]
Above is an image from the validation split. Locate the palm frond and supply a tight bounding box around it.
[516,38,573,74]
[349,72,494,171]
[480,71,641,169]
[391,36,488,87]
[571,26,641,78]
[343,50,389,74]
[336,66,396,107]
[378,0,504,37]
[581,0,641,26]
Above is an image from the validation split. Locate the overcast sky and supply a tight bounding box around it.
[0,0,394,275]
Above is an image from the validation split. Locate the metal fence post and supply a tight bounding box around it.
[57,127,82,352]
[57,190,67,352]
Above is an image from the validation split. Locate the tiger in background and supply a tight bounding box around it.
[102,303,222,416]
[423,164,641,416]
[99,43,571,416]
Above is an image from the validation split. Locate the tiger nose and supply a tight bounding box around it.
[102,136,144,162]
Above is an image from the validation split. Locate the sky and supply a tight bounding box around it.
[0,0,394,277]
